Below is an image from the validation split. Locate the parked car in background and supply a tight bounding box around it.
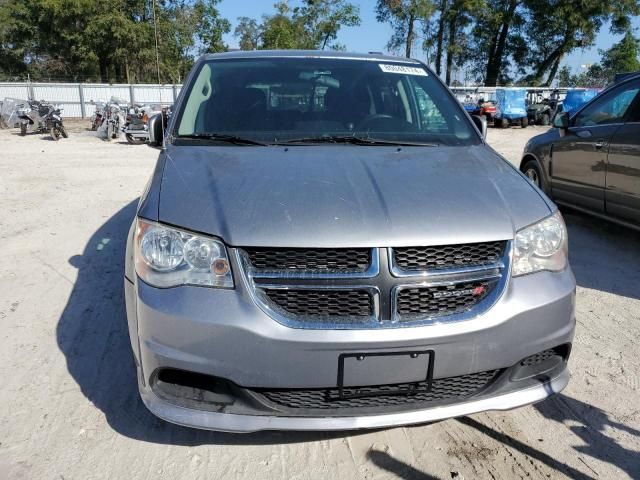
[127,50,575,432]
[521,73,640,228]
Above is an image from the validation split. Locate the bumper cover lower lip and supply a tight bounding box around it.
[138,367,570,433]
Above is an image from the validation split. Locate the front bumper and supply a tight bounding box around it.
[138,366,570,432]
[124,262,575,431]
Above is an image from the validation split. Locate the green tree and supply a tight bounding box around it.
[299,0,360,50]
[521,0,640,86]
[376,0,435,58]
[601,30,640,75]
[234,17,261,50]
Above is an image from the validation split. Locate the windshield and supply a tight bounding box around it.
[174,57,479,146]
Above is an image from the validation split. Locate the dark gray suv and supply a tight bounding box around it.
[521,73,640,228]
[125,51,575,432]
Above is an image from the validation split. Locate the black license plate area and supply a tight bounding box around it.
[337,351,434,400]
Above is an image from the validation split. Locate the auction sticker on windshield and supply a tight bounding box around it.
[378,64,428,76]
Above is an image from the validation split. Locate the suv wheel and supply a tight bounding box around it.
[522,159,544,190]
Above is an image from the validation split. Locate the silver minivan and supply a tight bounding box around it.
[124,50,575,432]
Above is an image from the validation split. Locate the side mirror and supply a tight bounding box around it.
[148,113,165,148]
[471,115,487,140]
[553,111,569,129]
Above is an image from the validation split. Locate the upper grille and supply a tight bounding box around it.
[258,370,498,410]
[243,247,371,272]
[264,289,373,318]
[393,241,506,271]
[396,281,495,319]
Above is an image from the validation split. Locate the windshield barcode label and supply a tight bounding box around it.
[378,64,428,76]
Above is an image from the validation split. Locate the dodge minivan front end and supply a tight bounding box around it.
[124,51,575,432]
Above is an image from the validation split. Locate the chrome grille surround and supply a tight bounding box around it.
[237,242,511,329]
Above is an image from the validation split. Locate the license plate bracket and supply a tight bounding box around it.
[336,350,434,400]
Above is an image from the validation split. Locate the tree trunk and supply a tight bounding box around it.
[434,0,447,75]
[99,57,109,83]
[484,0,518,87]
[543,54,562,86]
[528,42,566,85]
[405,13,415,58]
[445,13,458,85]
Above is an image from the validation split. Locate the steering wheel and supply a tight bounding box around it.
[355,114,394,131]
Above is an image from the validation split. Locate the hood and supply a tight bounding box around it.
[157,144,551,247]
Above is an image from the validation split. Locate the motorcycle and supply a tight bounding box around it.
[44,105,67,141]
[17,100,47,135]
[90,101,106,131]
[103,99,126,141]
[122,105,154,145]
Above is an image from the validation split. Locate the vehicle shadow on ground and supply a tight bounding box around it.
[535,394,640,479]
[563,210,640,300]
[56,200,355,446]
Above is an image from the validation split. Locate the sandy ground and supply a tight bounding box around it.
[0,121,639,480]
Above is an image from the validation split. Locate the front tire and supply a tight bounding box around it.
[521,117,528,128]
[522,159,545,191]
[501,118,509,128]
[541,113,550,126]
[20,123,27,136]
[50,127,60,141]
[59,125,68,138]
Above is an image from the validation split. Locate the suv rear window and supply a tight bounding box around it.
[174,57,478,146]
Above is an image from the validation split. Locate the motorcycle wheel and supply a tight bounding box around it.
[60,125,68,138]
[126,133,146,145]
[541,113,550,126]
[501,118,509,129]
[521,117,528,128]
[106,124,113,141]
[20,123,27,136]
[50,127,61,141]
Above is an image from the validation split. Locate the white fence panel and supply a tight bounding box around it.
[0,82,181,118]
[0,83,29,99]
[132,85,176,104]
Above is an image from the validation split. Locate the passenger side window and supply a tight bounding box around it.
[412,83,447,130]
[574,83,640,127]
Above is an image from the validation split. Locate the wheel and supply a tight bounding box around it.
[126,133,145,145]
[106,123,113,141]
[50,127,60,141]
[521,159,545,191]
[501,118,509,128]
[20,123,27,136]
[541,113,550,126]
[521,117,528,128]
[59,125,68,138]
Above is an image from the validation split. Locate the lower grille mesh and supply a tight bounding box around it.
[258,370,498,410]
[263,289,373,317]
[396,281,495,319]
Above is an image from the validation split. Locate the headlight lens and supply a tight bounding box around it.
[513,211,568,276]
[134,218,233,288]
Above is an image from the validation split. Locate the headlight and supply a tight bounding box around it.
[513,211,568,276]
[134,218,233,288]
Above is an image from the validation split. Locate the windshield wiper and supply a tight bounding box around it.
[275,135,438,147]
[176,133,267,146]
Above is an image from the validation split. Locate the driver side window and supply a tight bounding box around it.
[574,83,640,127]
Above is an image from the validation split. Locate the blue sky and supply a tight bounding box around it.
[219,0,640,79]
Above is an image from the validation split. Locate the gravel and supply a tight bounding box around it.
[0,122,638,479]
